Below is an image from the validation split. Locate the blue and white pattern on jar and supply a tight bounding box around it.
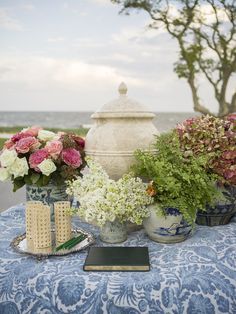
[143,204,193,243]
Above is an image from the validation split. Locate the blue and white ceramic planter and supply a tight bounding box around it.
[100,220,127,243]
[196,184,236,226]
[143,204,193,243]
[26,182,69,218]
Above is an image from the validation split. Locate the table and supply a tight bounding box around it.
[0,205,236,314]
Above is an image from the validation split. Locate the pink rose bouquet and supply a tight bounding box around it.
[0,126,86,191]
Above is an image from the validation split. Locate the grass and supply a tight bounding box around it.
[0,138,6,150]
[0,126,89,136]
[0,126,89,150]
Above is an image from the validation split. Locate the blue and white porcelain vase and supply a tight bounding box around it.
[196,184,236,226]
[26,182,69,218]
[100,219,127,243]
[143,204,193,243]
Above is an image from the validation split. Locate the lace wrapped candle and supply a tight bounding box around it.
[54,201,71,246]
[25,201,42,251]
[32,204,52,254]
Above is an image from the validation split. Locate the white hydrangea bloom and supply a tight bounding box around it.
[67,158,153,227]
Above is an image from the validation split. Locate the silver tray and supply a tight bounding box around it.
[11,227,95,258]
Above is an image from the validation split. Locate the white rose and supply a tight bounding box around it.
[0,168,11,181]
[38,159,56,176]
[9,157,29,178]
[0,149,17,167]
[38,130,56,142]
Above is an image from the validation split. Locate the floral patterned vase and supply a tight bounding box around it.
[143,204,193,243]
[196,184,236,226]
[26,182,69,218]
[100,220,127,243]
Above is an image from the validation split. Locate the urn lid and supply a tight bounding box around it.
[91,82,155,119]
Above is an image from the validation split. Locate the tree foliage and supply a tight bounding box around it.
[112,0,236,116]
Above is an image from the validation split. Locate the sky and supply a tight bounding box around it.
[0,0,234,113]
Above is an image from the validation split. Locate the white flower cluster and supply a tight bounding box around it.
[67,158,153,226]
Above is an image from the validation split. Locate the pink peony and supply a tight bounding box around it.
[45,140,63,158]
[61,148,82,168]
[15,137,40,154]
[3,139,15,149]
[29,149,49,169]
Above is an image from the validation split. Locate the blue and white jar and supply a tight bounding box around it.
[196,184,236,226]
[143,204,193,243]
[26,182,69,218]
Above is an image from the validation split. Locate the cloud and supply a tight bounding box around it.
[47,37,65,43]
[21,4,35,11]
[90,0,112,6]
[0,8,23,31]
[0,55,144,89]
[72,38,105,48]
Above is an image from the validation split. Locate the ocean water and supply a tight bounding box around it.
[0,111,199,132]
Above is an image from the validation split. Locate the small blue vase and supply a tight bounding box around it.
[26,182,69,218]
[196,184,236,226]
[143,204,193,243]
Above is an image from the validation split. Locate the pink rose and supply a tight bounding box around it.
[45,140,63,158]
[61,148,82,168]
[15,137,40,154]
[3,139,15,149]
[11,131,33,143]
[29,148,49,169]
[27,126,42,137]
[71,135,85,148]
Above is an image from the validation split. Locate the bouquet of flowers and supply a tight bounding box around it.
[0,126,86,191]
[176,114,236,185]
[66,158,153,227]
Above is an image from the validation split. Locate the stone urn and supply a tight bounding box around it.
[85,82,158,179]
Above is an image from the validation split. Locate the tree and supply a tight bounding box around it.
[111,0,236,116]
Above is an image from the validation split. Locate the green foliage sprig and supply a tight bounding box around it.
[133,132,220,224]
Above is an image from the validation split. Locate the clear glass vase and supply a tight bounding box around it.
[100,220,127,243]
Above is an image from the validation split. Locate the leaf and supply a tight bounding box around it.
[13,178,25,192]
[31,173,40,184]
[42,175,50,186]
[24,175,32,185]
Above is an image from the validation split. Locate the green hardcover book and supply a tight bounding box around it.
[83,247,150,271]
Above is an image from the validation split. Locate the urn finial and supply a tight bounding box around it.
[118,82,127,96]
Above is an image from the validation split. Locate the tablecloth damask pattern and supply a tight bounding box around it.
[0,205,236,314]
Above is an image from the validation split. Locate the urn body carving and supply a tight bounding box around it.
[85,83,158,179]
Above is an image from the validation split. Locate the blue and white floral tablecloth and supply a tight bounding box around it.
[0,205,236,314]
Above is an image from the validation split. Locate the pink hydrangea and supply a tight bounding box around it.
[61,148,82,168]
[45,140,63,158]
[15,137,40,154]
[29,149,49,169]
